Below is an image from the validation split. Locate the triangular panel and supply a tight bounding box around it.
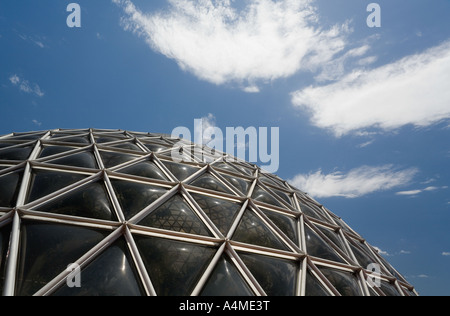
[35,181,118,221]
[201,255,254,296]
[15,220,109,296]
[134,235,216,296]
[52,238,145,296]
[318,266,363,296]
[190,193,242,236]
[26,170,86,203]
[39,146,78,159]
[238,252,298,296]
[117,161,168,181]
[99,151,140,169]
[47,152,98,169]
[305,268,331,296]
[0,222,12,294]
[189,173,234,195]
[261,209,298,245]
[161,160,199,181]
[232,209,290,251]
[138,194,212,237]
[304,225,346,264]
[251,186,284,208]
[221,173,251,196]
[0,144,34,161]
[0,169,23,208]
[111,179,168,220]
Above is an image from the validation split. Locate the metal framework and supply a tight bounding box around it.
[0,129,418,296]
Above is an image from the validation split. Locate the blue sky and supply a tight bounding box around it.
[1,0,450,295]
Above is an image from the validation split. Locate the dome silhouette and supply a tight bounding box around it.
[0,129,417,296]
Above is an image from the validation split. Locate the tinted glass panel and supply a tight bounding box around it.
[111,179,167,220]
[15,221,109,296]
[319,267,363,296]
[39,146,76,158]
[112,142,142,151]
[221,174,251,196]
[261,210,298,245]
[238,252,297,296]
[26,170,86,203]
[251,186,283,208]
[201,255,254,296]
[0,170,23,207]
[305,269,330,296]
[190,193,242,235]
[36,182,117,221]
[315,225,347,253]
[0,223,12,294]
[190,174,233,194]
[134,235,216,296]
[48,152,98,169]
[232,209,290,251]
[380,281,402,296]
[272,189,292,206]
[162,161,199,181]
[50,134,90,144]
[0,145,33,160]
[304,226,345,264]
[139,194,212,237]
[118,161,168,181]
[143,143,170,153]
[53,238,145,296]
[99,151,138,169]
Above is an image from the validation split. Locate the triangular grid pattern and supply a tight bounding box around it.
[0,129,416,296]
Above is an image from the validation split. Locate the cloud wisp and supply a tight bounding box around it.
[9,74,45,97]
[292,40,450,136]
[113,0,349,91]
[289,165,418,199]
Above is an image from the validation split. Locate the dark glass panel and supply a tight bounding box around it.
[251,186,283,208]
[212,162,238,173]
[0,170,23,207]
[315,225,347,253]
[190,193,242,235]
[53,238,145,296]
[380,281,402,296]
[99,151,139,169]
[134,235,216,296]
[35,182,117,221]
[0,145,34,161]
[238,252,297,296]
[143,143,170,153]
[190,174,233,194]
[261,210,298,245]
[139,194,212,237]
[15,221,109,296]
[111,179,167,220]
[304,226,345,264]
[349,242,378,270]
[9,133,44,141]
[118,161,168,181]
[95,136,127,144]
[161,160,199,181]
[47,152,98,169]
[259,175,279,187]
[272,189,292,206]
[50,134,90,144]
[233,163,254,176]
[26,170,86,203]
[232,209,290,251]
[201,255,254,296]
[319,267,363,296]
[39,146,76,158]
[221,174,251,196]
[112,142,142,151]
[305,269,330,296]
[299,202,329,223]
[0,223,12,294]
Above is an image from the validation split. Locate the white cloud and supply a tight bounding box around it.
[288,165,418,198]
[32,119,42,127]
[399,250,411,255]
[442,252,450,256]
[396,185,447,196]
[9,74,45,97]
[113,0,349,90]
[292,40,450,136]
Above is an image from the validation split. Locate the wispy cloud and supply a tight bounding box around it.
[288,165,418,198]
[9,74,45,97]
[32,119,42,127]
[442,252,450,256]
[396,186,448,197]
[18,33,46,48]
[113,0,349,91]
[292,40,450,136]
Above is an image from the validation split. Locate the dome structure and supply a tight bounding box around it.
[0,129,417,296]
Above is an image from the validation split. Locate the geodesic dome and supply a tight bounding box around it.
[0,129,417,296]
